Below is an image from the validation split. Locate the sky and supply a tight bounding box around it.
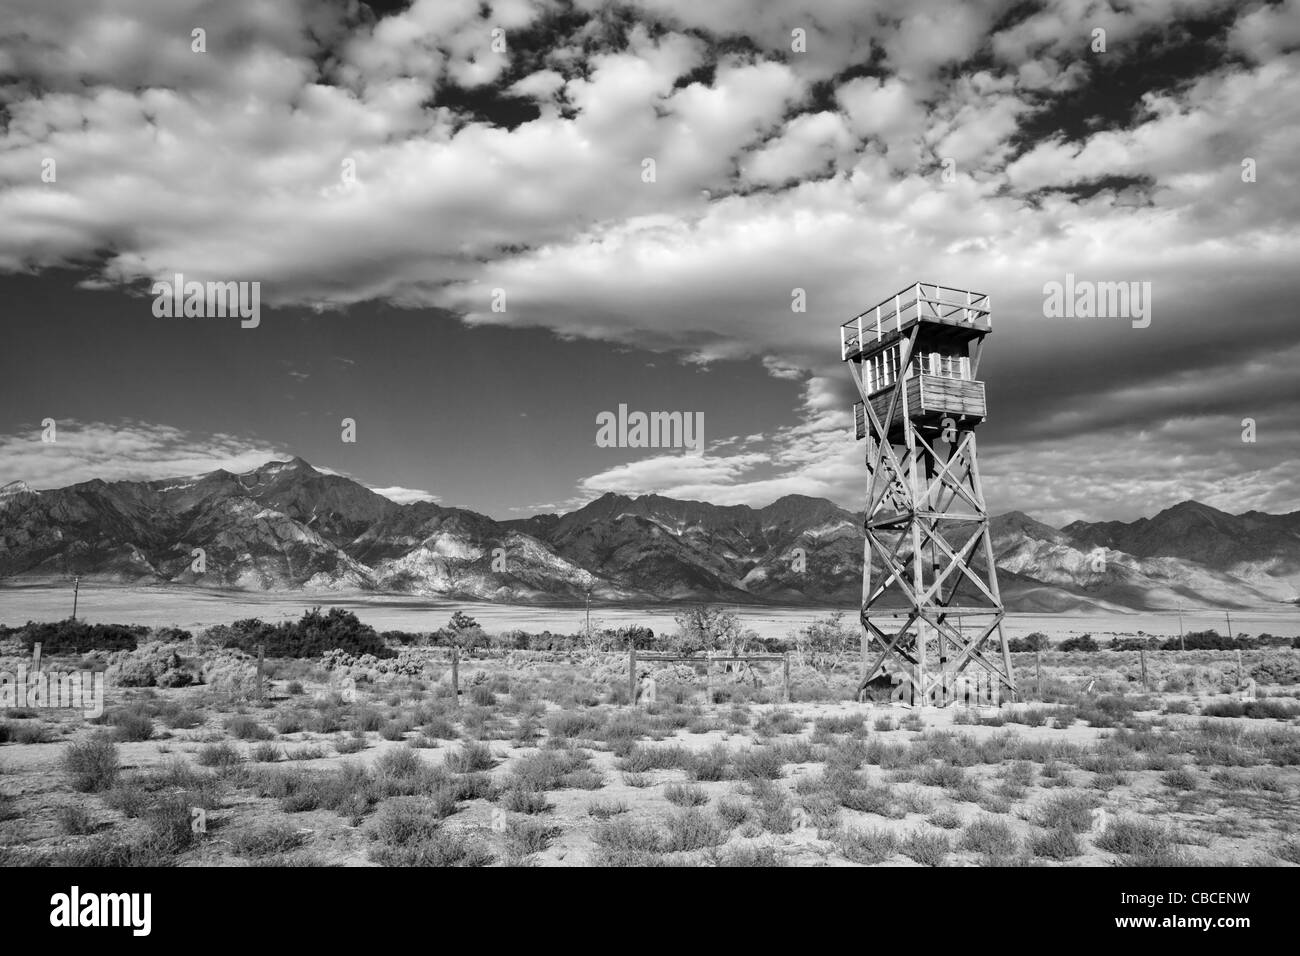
[1,0,1298,524]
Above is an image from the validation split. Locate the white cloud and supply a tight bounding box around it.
[0,420,290,490]
[369,485,441,505]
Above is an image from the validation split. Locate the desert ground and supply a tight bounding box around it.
[2,582,1296,641]
[1,604,1298,867]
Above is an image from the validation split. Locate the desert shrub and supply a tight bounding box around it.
[837,827,898,864]
[503,816,559,861]
[98,706,154,742]
[380,719,413,741]
[195,741,243,768]
[334,733,367,754]
[498,786,552,814]
[1059,634,1099,652]
[443,740,496,773]
[141,793,199,855]
[664,783,710,808]
[1163,766,1198,790]
[813,716,867,742]
[1006,632,1049,653]
[591,817,665,865]
[422,715,458,740]
[17,619,144,654]
[1096,817,1173,858]
[57,804,97,835]
[226,715,273,741]
[1031,827,1082,860]
[733,746,785,780]
[917,763,965,789]
[1034,792,1098,833]
[217,608,395,659]
[229,821,304,858]
[928,809,962,830]
[547,710,603,740]
[274,711,303,735]
[716,844,784,867]
[6,721,54,744]
[1202,699,1300,720]
[959,817,1019,857]
[1159,629,1237,651]
[250,743,282,762]
[62,733,120,792]
[662,808,726,851]
[619,744,690,774]
[366,797,493,867]
[901,830,950,866]
[102,777,152,817]
[505,746,600,792]
[686,745,732,782]
[162,706,204,730]
[1006,708,1049,727]
[754,709,804,737]
[1249,654,1300,685]
[588,800,630,820]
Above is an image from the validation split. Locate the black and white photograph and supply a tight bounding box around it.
[0,0,1296,930]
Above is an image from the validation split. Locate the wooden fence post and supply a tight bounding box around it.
[256,644,265,702]
[1035,651,1043,699]
[1236,649,1243,687]
[628,645,637,706]
[1139,646,1148,691]
[451,647,460,709]
[783,652,790,704]
[705,652,713,705]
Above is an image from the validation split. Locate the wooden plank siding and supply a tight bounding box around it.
[858,374,986,440]
[919,375,986,417]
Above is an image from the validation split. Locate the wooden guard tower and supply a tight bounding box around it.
[840,282,1015,705]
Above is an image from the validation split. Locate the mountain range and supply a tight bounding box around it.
[0,458,1297,611]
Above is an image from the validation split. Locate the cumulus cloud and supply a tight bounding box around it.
[0,420,290,489]
[368,485,441,504]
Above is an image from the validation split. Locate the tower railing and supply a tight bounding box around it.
[840,282,991,360]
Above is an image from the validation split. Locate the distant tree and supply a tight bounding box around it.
[1109,636,1158,651]
[1159,629,1239,651]
[670,606,754,657]
[1007,631,1049,653]
[445,611,486,651]
[794,611,854,670]
[215,607,392,658]
[1059,633,1099,652]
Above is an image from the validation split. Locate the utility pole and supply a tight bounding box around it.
[1225,609,1234,641]
[72,575,80,621]
[585,586,592,636]
[1177,602,1185,652]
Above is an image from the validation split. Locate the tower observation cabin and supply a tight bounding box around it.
[840,282,1015,706]
[842,282,991,445]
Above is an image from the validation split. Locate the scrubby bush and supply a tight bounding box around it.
[62,734,120,792]
[213,608,395,659]
[108,642,197,688]
[1007,632,1048,653]
[15,619,145,654]
[1059,634,1099,652]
